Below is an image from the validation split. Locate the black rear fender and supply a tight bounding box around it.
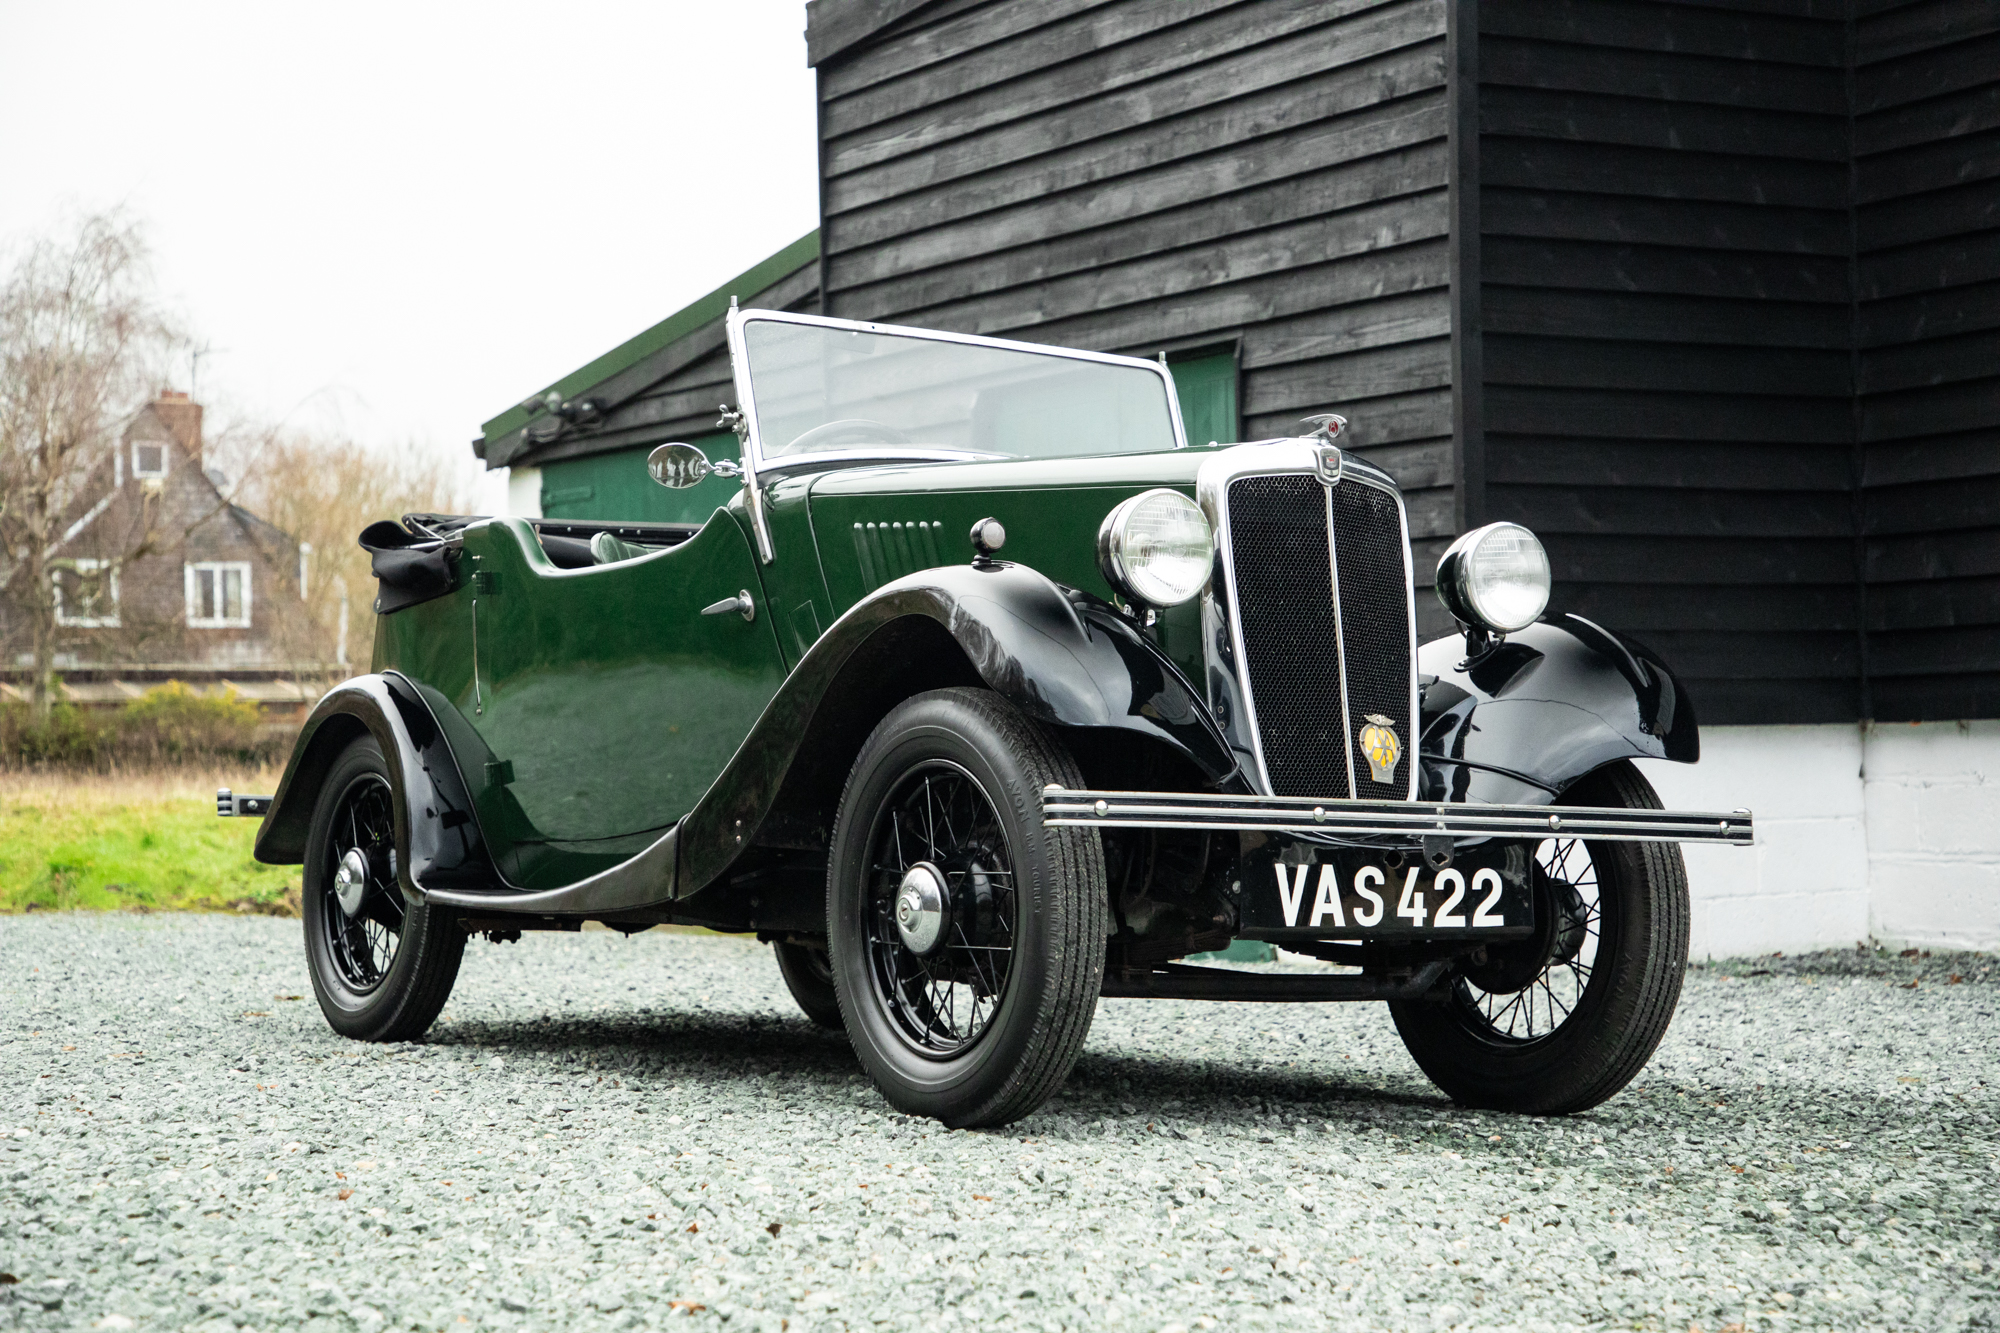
[254,674,491,895]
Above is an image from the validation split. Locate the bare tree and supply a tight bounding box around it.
[224,426,467,675]
[0,211,176,713]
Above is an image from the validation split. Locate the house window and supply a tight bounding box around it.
[132,440,168,479]
[52,559,120,628]
[186,561,252,628]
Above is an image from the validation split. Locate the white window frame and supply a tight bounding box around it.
[131,439,169,480]
[52,558,121,628]
[185,561,253,628]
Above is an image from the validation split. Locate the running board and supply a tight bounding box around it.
[1101,959,1452,1002]
[1043,787,1754,846]
[417,824,679,916]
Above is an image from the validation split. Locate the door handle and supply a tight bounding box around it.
[701,590,755,623]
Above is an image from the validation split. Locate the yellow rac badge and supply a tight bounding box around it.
[1358,713,1402,785]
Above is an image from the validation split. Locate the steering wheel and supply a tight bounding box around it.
[782,418,910,453]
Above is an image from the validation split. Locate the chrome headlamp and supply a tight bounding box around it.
[1096,489,1213,608]
[1435,521,1551,634]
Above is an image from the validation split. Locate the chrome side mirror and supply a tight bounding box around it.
[647,442,743,489]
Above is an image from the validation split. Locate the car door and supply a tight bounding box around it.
[457,507,786,875]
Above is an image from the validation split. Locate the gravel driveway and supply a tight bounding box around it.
[3,915,1995,1332]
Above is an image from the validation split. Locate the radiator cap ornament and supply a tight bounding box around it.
[1358,713,1402,785]
[1299,414,1346,485]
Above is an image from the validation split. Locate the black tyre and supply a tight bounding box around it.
[302,735,465,1042]
[774,940,843,1030]
[826,688,1106,1128]
[1389,760,1689,1114]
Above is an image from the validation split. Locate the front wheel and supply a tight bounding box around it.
[1389,760,1689,1114]
[301,735,465,1042]
[826,688,1107,1128]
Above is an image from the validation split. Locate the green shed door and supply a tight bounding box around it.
[538,431,743,525]
[1169,349,1239,447]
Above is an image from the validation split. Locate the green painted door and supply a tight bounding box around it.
[456,511,787,863]
[1169,349,1239,447]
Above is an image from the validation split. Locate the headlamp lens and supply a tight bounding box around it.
[1445,522,1551,632]
[1098,489,1213,607]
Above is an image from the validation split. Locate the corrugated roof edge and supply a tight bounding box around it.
[477,228,820,452]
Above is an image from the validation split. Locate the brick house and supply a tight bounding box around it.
[1,390,332,711]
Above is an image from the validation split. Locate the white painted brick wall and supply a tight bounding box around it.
[1636,722,2000,958]
[1863,720,2000,952]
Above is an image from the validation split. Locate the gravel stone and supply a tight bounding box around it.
[2,915,1996,1331]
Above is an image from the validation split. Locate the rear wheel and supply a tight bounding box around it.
[1389,761,1688,1114]
[774,940,842,1029]
[826,689,1106,1128]
[302,735,465,1042]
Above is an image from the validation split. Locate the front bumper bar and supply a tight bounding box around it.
[1041,787,1754,846]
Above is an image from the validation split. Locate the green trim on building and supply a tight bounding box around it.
[1168,349,1240,448]
[537,431,742,526]
[480,230,820,448]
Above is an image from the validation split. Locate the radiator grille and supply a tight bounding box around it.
[1224,472,1413,799]
[1227,475,1350,799]
[1330,482,1415,798]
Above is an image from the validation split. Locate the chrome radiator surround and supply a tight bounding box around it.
[1041,787,1756,846]
[1197,440,1419,800]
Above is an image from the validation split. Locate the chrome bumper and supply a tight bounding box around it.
[1041,787,1754,846]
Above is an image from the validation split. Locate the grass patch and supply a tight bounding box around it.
[0,767,299,915]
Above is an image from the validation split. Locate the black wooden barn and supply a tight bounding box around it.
[477,0,1999,729]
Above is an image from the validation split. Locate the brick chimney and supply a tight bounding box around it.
[152,389,203,463]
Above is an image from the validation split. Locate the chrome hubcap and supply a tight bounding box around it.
[333,848,370,918]
[893,862,947,955]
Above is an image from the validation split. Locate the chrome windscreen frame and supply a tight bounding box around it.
[1196,440,1421,801]
[724,307,1190,563]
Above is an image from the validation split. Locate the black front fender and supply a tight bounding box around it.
[254,674,491,895]
[678,560,1236,896]
[1417,614,1700,805]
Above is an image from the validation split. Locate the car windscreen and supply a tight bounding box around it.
[742,319,1180,462]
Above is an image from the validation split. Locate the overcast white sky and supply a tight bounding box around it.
[0,1,820,506]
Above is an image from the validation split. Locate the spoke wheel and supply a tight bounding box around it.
[1388,760,1688,1115]
[302,734,465,1042]
[317,774,405,993]
[863,762,1018,1058]
[1455,836,1602,1044]
[827,688,1106,1129]
[773,940,842,1030]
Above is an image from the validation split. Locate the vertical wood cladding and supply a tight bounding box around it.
[814,0,1462,636]
[1853,0,2000,721]
[1473,0,1862,724]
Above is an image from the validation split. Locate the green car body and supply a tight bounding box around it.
[370,452,1219,892]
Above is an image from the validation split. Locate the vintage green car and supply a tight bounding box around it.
[224,308,1752,1127]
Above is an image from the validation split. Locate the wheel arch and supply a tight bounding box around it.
[1418,615,1700,807]
[254,674,492,897]
[676,562,1235,898]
